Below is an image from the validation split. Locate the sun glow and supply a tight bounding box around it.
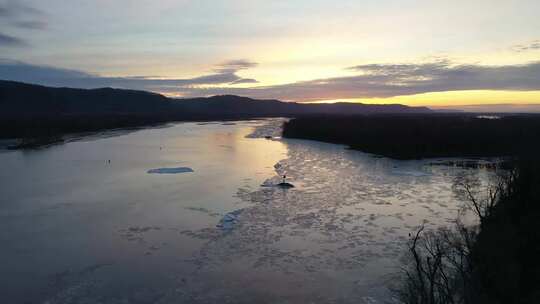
[309,90,540,107]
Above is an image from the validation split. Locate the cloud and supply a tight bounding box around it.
[431,104,540,113]
[512,40,540,52]
[230,78,259,85]
[0,59,259,90]
[0,1,45,19]
[0,32,26,46]
[214,59,258,73]
[179,60,540,101]
[2,59,539,102]
[0,1,47,47]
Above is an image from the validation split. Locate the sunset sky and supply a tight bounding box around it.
[1,0,540,108]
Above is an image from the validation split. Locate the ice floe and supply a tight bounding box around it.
[216,209,243,231]
[147,167,194,174]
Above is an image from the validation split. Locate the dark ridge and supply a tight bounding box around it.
[0,79,431,141]
[0,80,172,115]
[0,80,431,118]
[282,114,540,159]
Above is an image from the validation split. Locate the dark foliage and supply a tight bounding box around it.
[469,158,540,303]
[395,155,540,304]
[282,115,540,159]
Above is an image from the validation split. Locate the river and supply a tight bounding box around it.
[0,119,495,304]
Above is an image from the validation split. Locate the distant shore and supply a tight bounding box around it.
[0,115,264,150]
[282,114,540,160]
[0,79,432,149]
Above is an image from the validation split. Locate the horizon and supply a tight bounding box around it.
[4,78,540,113]
[1,0,540,111]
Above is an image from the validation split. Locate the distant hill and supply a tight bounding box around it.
[177,95,432,116]
[0,80,431,117]
[0,79,431,141]
[0,80,173,116]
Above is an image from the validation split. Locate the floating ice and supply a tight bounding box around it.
[223,213,237,222]
[246,118,288,139]
[216,209,243,231]
[147,167,194,174]
[178,127,496,303]
[260,179,275,187]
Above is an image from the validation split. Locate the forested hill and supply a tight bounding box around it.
[0,80,432,118]
[0,80,172,115]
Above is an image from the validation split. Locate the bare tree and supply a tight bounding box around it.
[394,171,508,304]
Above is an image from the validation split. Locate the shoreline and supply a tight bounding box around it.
[282,114,540,160]
[1,117,275,151]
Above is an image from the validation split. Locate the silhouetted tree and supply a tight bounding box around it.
[394,159,540,304]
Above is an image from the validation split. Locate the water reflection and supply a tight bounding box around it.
[0,120,287,303]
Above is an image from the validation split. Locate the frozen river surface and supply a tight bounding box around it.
[0,119,493,304]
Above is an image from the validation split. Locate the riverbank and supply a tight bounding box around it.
[0,115,269,150]
[282,114,540,160]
